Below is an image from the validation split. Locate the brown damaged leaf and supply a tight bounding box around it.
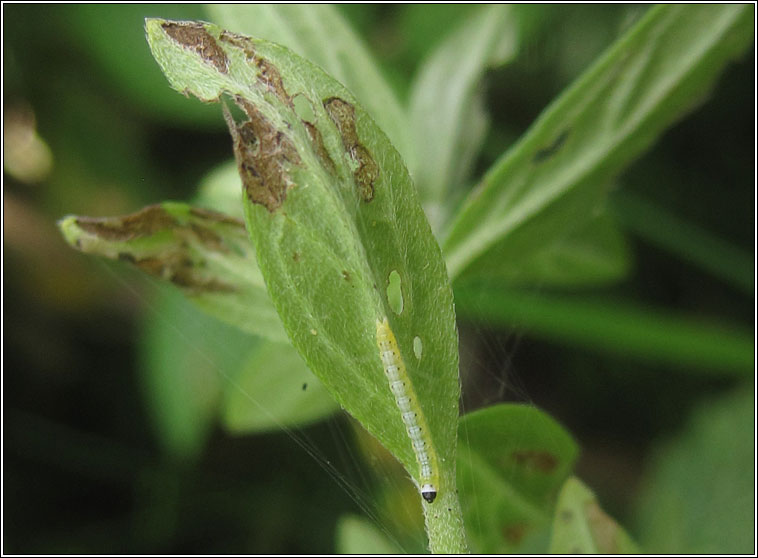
[219,29,256,58]
[74,204,179,242]
[255,57,293,107]
[161,21,228,74]
[66,203,247,294]
[550,477,640,553]
[584,498,622,552]
[303,121,336,174]
[60,199,290,340]
[224,96,302,212]
[218,30,292,107]
[323,97,379,202]
[134,254,235,292]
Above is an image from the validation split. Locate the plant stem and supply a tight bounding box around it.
[423,467,469,553]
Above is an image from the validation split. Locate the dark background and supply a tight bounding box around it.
[3,4,754,553]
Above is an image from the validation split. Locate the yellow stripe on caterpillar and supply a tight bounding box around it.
[376,318,439,503]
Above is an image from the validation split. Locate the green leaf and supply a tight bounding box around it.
[59,201,286,341]
[146,19,464,551]
[408,5,518,225]
[549,477,640,553]
[138,283,256,459]
[335,515,402,554]
[398,5,480,65]
[458,404,579,553]
[634,386,754,553]
[454,285,754,375]
[610,190,754,295]
[480,209,631,287]
[204,4,413,169]
[221,340,339,433]
[444,4,754,281]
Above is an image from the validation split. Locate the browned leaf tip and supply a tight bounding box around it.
[162,21,228,74]
[75,204,178,242]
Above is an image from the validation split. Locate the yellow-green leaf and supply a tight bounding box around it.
[146,19,464,551]
[549,477,639,554]
[59,201,286,341]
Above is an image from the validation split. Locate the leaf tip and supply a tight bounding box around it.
[58,215,83,250]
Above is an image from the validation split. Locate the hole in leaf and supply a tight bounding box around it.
[413,336,423,360]
[293,94,315,122]
[386,270,403,315]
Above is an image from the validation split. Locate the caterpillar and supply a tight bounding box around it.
[376,318,439,503]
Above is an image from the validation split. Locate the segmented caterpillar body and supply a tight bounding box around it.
[376,318,439,503]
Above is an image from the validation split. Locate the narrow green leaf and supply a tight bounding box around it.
[138,284,256,459]
[204,4,413,169]
[146,19,464,551]
[221,340,339,433]
[458,404,579,553]
[335,515,403,554]
[635,387,754,553]
[444,4,753,281]
[454,285,754,375]
[408,4,518,224]
[549,477,640,553]
[454,284,754,374]
[482,210,631,287]
[611,190,754,295]
[59,201,286,341]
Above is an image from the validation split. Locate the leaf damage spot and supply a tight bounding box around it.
[510,449,559,473]
[351,144,379,201]
[75,204,178,242]
[162,21,228,74]
[255,57,292,107]
[189,207,245,227]
[386,269,403,315]
[585,498,620,552]
[501,522,528,545]
[533,130,570,163]
[217,32,292,108]
[413,336,423,360]
[303,121,336,174]
[189,223,227,253]
[70,204,244,294]
[134,254,236,293]
[323,97,379,202]
[219,30,255,58]
[224,96,302,212]
[292,94,316,122]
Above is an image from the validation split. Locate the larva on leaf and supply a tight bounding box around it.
[376,318,439,503]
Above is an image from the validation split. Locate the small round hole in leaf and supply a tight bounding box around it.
[386,270,403,315]
[413,336,423,360]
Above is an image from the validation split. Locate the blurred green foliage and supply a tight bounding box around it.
[3,4,753,554]
[634,387,754,554]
